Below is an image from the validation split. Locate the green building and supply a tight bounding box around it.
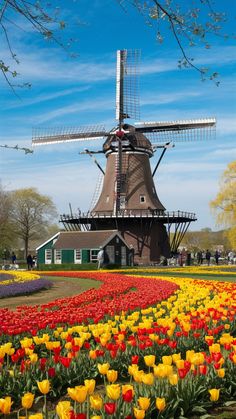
[36,230,133,266]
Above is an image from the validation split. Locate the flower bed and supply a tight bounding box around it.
[0,271,52,299]
[0,270,235,418]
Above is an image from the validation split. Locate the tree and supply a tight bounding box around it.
[1,0,234,90]
[120,0,233,82]
[10,187,58,257]
[0,0,74,92]
[0,184,17,255]
[210,161,236,249]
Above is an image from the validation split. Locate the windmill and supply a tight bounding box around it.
[32,49,216,264]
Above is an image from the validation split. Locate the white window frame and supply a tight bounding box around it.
[54,249,62,264]
[45,248,52,264]
[140,195,146,203]
[74,249,82,264]
[90,249,98,262]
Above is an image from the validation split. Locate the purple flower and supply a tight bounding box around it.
[0,279,52,298]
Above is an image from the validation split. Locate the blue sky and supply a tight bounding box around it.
[0,0,235,231]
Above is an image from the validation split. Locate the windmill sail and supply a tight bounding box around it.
[32,125,108,146]
[116,49,140,124]
[135,118,216,143]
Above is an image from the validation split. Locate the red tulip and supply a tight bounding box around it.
[199,365,207,375]
[178,368,188,379]
[122,390,133,403]
[59,357,72,368]
[131,355,139,364]
[104,402,116,415]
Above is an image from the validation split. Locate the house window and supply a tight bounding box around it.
[74,249,81,264]
[54,249,62,264]
[140,195,146,203]
[90,249,99,262]
[45,249,52,264]
[116,237,119,243]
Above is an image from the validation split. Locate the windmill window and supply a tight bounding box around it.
[106,196,110,203]
[140,195,146,203]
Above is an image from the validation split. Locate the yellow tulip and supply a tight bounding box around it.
[89,350,97,360]
[144,355,155,367]
[156,397,166,411]
[20,338,33,349]
[29,415,43,419]
[209,389,220,402]
[141,373,154,386]
[106,369,118,383]
[169,374,178,385]
[138,397,150,411]
[90,394,103,410]
[68,386,87,403]
[0,396,12,414]
[209,344,221,353]
[29,353,38,364]
[154,364,172,378]
[21,393,34,409]
[217,368,225,378]
[175,359,185,369]
[133,407,146,419]
[128,364,139,376]
[106,384,120,400]
[133,370,144,383]
[162,355,172,365]
[97,363,110,375]
[56,401,71,419]
[84,379,96,395]
[172,353,181,364]
[91,417,102,419]
[37,380,50,395]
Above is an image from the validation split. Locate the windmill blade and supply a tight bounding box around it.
[32,125,109,146]
[116,49,140,124]
[135,118,216,143]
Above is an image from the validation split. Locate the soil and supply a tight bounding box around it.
[0,276,101,310]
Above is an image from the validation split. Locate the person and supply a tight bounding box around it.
[205,249,211,266]
[32,255,37,269]
[197,251,203,265]
[27,254,33,270]
[97,247,104,269]
[228,251,235,264]
[11,252,16,264]
[214,250,220,265]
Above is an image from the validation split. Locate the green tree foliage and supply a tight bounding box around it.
[210,161,236,249]
[181,228,229,253]
[0,184,17,254]
[10,187,58,257]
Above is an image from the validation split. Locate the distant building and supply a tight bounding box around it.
[36,230,132,266]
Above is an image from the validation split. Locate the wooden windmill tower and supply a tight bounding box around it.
[32,50,216,264]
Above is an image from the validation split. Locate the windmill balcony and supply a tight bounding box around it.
[60,210,197,224]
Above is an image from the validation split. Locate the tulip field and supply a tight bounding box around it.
[0,267,235,418]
